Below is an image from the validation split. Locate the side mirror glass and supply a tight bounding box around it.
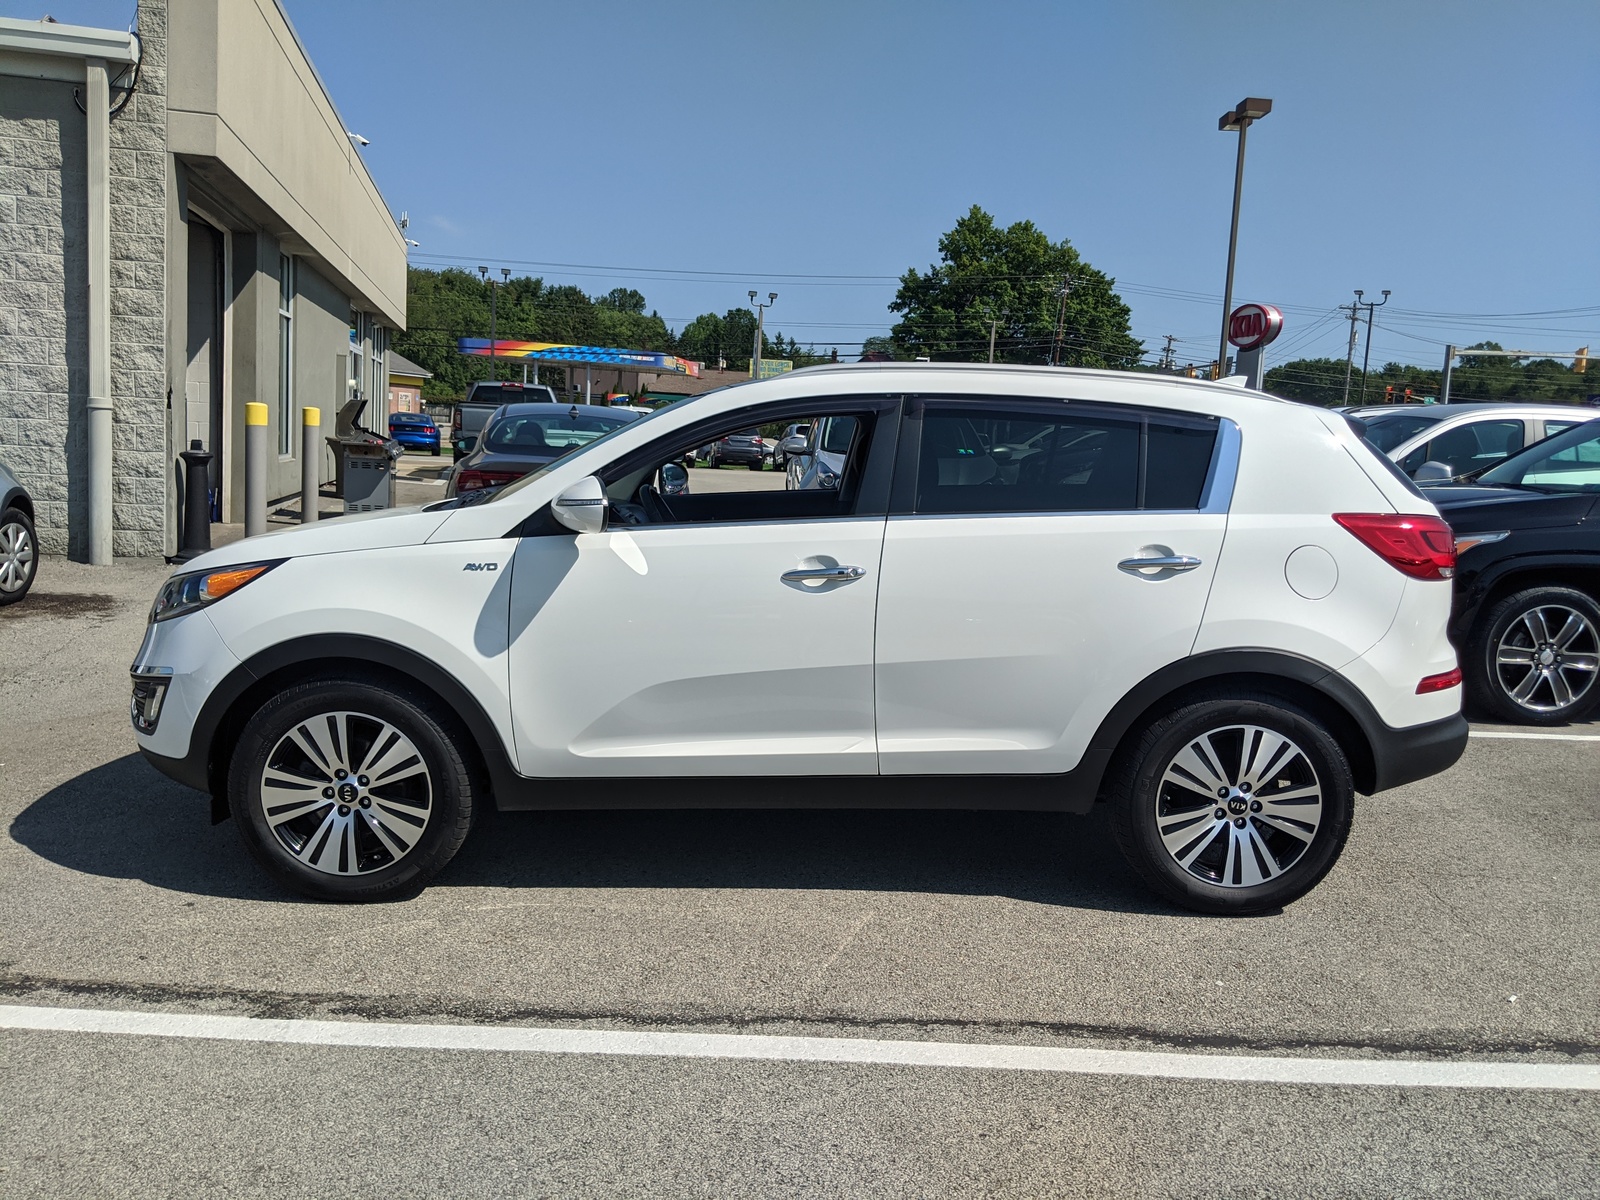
[551,474,607,534]
[660,462,688,486]
[781,435,809,456]
[1413,460,1454,483]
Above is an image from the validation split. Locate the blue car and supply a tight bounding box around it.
[387,411,441,455]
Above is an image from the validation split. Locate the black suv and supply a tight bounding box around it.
[1425,418,1600,725]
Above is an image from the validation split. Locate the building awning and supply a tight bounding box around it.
[458,339,700,376]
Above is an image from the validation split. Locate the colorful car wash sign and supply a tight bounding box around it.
[458,339,701,376]
[1226,303,1283,352]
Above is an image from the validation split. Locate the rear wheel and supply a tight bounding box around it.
[228,677,477,901]
[1107,695,1354,915]
[1468,586,1600,725]
[0,506,37,606]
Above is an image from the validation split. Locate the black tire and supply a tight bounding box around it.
[227,676,477,901]
[431,447,440,457]
[1467,586,1600,725]
[0,506,38,606]
[750,459,764,471]
[1107,693,1354,915]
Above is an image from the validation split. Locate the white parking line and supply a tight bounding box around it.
[2,1004,1595,1091]
[1469,731,1600,742]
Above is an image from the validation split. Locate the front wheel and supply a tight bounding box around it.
[228,677,477,901]
[0,506,38,605]
[1468,586,1600,725]
[1107,695,1353,915]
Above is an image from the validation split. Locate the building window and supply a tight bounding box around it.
[278,255,295,454]
[349,310,364,406]
[371,325,388,416]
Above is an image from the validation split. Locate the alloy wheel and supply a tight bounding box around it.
[1154,725,1324,889]
[1494,605,1600,715]
[259,710,434,876]
[0,519,34,593]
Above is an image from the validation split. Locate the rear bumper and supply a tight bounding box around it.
[1368,711,1469,793]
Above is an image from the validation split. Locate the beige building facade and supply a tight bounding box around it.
[0,0,405,559]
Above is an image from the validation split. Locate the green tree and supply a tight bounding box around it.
[888,206,1143,369]
[1264,344,1593,408]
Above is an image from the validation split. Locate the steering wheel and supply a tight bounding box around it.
[637,483,676,524]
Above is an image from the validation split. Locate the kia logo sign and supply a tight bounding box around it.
[1227,303,1283,351]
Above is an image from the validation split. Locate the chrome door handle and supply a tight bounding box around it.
[1118,555,1203,575]
[782,565,867,583]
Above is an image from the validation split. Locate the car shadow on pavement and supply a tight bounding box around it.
[12,755,1183,916]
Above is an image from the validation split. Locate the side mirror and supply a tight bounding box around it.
[1413,460,1454,483]
[551,474,607,534]
[660,462,688,486]
[780,435,809,456]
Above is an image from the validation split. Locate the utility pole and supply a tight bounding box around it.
[988,317,998,364]
[748,290,776,378]
[1340,297,1361,404]
[1357,289,1390,404]
[1160,334,1177,372]
[1051,275,1072,366]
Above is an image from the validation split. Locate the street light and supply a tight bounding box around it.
[749,290,777,378]
[479,266,500,382]
[1217,97,1272,379]
[1356,288,1390,404]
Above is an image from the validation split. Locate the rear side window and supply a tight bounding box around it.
[913,404,1216,515]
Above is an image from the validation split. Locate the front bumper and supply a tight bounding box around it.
[1368,711,1470,792]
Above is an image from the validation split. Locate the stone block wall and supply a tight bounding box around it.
[0,0,169,558]
[109,0,170,557]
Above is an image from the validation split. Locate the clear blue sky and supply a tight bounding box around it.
[15,0,1600,372]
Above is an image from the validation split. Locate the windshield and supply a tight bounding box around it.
[1477,419,1600,492]
[1350,410,1444,452]
[485,408,637,453]
[477,401,682,502]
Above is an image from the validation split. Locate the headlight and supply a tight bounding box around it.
[150,560,280,623]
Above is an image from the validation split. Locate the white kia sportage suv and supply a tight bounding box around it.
[132,364,1468,914]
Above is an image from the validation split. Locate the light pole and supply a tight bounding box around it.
[749,290,776,378]
[1217,97,1272,379]
[1357,288,1390,404]
[479,266,497,382]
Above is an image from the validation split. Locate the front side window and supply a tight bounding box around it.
[486,410,636,453]
[603,408,881,527]
[912,404,1217,515]
[1400,419,1525,477]
[1353,410,1442,453]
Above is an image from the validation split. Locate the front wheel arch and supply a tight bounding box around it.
[201,640,514,821]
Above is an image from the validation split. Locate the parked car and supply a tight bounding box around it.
[0,459,38,606]
[453,382,559,459]
[1423,418,1600,725]
[707,429,768,469]
[132,364,1466,915]
[447,402,641,496]
[1347,403,1585,481]
[785,415,856,491]
[387,412,441,456]
[772,423,809,469]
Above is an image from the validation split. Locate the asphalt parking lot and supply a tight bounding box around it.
[2,551,1597,1198]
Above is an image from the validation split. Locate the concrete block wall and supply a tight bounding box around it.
[0,0,169,558]
[0,76,87,556]
[109,0,170,557]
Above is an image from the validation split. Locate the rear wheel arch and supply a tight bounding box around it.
[1090,654,1378,797]
[201,637,515,820]
[1465,564,1600,638]
[2,489,32,520]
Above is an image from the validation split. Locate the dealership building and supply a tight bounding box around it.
[0,0,406,560]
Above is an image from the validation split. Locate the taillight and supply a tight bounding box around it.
[1332,513,1456,580]
[1416,668,1462,694]
[457,469,522,492]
